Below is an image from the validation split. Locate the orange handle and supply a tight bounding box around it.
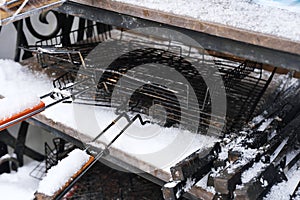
[0,101,45,131]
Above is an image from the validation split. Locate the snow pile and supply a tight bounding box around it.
[113,0,300,42]
[0,161,40,200]
[0,59,52,120]
[43,103,219,171]
[0,94,41,120]
[241,161,266,183]
[37,149,91,196]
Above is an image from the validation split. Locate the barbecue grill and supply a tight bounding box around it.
[0,1,300,200]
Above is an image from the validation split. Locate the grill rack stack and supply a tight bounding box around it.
[21,24,274,136]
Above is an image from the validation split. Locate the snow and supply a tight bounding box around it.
[42,102,219,171]
[0,94,41,120]
[0,161,40,200]
[183,178,196,192]
[0,59,52,120]
[113,0,300,42]
[241,161,266,183]
[257,118,273,131]
[37,149,91,196]
[264,166,300,200]
[195,173,216,194]
[255,0,300,13]
[164,180,181,188]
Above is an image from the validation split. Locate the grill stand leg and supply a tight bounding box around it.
[0,141,10,174]
[0,127,44,172]
[11,121,29,170]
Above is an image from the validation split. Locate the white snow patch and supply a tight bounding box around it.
[0,161,41,200]
[0,153,11,160]
[241,161,266,183]
[183,178,195,192]
[42,102,219,172]
[37,149,91,196]
[254,0,300,13]
[0,94,41,120]
[113,0,300,42]
[164,180,181,188]
[250,115,265,127]
[264,167,300,200]
[0,0,6,6]
[258,118,273,131]
[195,173,216,194]
[0,59,52,120]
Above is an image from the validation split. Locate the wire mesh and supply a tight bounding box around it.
[23,26,274,135]
[63,161,166,200]
[29,138,75,180]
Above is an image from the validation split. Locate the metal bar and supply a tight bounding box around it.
[247,67,277,121]
[291,181,300,199]
[0,96,70,131]
[0,141,10,174]
[91,112,130,142]
[162,143,221,200]
[54,113,149,200]
[12,121,29,169]
[13,19,22,61]
[0,129,44,161]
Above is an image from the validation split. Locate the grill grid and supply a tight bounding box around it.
[22,27,274,135]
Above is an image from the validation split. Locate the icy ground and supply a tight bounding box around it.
[0,161,40,200]
[113,0,300,42]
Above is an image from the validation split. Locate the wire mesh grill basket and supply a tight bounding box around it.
[22,26,274,135]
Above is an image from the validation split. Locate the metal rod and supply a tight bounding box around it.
[54,113,149,200]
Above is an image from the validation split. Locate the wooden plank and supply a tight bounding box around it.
[71,0,300,57]
[55,1,300,71]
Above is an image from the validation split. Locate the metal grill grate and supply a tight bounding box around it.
[63,161,167,200]
[22,28,274,135]
[29,138,75,180]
